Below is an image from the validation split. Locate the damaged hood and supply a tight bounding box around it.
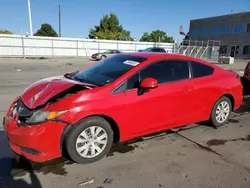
[21,76,93,109]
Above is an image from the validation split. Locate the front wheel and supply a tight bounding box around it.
[65,117,114,164]
[210,96,232,127]
[101,55,106,60]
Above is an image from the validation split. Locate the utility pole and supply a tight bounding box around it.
[28,0,33,36]
[59,5,61,37]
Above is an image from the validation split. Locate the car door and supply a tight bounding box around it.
[106,50,113,58]
[122,59,196,136]
[186,61,216,123]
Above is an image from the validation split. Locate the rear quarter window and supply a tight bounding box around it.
[191,61,214,78]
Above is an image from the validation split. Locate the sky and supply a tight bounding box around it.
[0,0,249,41]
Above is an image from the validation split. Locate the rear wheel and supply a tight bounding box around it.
[210,96,232,127]
[101,55,106,60]
[65,117,114,164]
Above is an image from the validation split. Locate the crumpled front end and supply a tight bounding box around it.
[3,97,69,162]
[3,76,93,162]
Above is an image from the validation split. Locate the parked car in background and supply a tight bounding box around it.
[91,49,122,60]
[241,61,250,94]
[137,47,166,53]
[3,53,243,164]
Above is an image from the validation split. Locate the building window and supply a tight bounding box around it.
[202,28,209,36]
[243,46,250,55]
[193,28,199,36]
[219,46,227,54]
[246,24,250,33]
[233,24,243,33]
[236,46,239,54]
[211,26,220,36]
[221,25,230,34]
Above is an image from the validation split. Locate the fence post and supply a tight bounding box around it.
[117,42,119,50]
[135,42,137,52]
[98,40,100,53]
[76,40,79,56]
[51,38,54,56]
[21,35,25,58]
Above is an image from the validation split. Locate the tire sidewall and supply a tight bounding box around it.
[65,117,114,164]
[211,96,232,127]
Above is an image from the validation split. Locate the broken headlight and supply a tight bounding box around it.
[25,109,68,124]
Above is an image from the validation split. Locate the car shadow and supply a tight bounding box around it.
[234,95,250,115]
[0,131,42,188]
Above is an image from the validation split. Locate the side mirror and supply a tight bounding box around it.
[140,78,158,89]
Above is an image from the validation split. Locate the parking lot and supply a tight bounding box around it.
[0,57,250,188]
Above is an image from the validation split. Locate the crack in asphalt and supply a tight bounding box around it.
[174,131,250,174]
[175,132,222,156]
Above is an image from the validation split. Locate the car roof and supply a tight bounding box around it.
[125,52,190,59]
[123,52,217,67]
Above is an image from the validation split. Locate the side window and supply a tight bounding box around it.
[126,73,140,90]
[140,60,190,84]
[191,61,214,78]
[158,48,166,52]
[112,82,126,94]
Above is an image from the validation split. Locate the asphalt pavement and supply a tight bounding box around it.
[0,57,250,188]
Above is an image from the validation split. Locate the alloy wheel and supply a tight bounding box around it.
[215,101,230,123]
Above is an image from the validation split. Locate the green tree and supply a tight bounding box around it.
[0,30,13,34]
[118,30,133,41]
[89,13,133,41]
[139,30,175,43]
[34,23,58,37]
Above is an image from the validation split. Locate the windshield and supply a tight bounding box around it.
[142,48,153,52]
[103,50,112,54]
[69,55,147,86]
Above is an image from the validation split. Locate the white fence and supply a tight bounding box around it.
[0,34,175,58]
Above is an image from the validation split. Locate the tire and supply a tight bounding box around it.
[210,96,232,127]
[101,55,106,60]
[65,116,114,164]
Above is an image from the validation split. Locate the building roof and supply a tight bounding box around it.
[190,11,250,22]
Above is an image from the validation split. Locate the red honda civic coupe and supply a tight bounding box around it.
[3,53,243,164]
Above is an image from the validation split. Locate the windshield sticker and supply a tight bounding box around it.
[122,60,140,66]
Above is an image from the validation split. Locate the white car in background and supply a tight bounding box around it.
[91,50,122,60]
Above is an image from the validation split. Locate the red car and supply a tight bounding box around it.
[3,53,243,164]
[242,61,250,93]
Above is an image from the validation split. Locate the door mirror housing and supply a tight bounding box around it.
[140,78,158,89]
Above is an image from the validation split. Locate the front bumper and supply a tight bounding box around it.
[3,114,68,163]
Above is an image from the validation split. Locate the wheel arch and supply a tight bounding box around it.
[60,114,120,151]
[208,93,235,120]
[223,93,235,110]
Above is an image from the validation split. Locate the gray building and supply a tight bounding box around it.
[189,11,250,59]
